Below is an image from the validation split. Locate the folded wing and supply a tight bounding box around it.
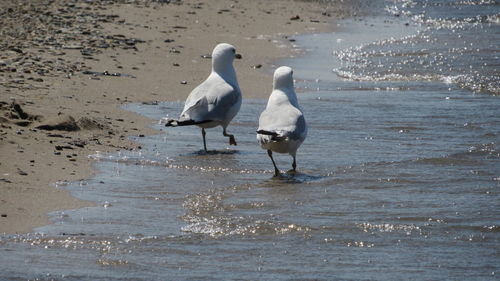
[257,105,306,141]
[180,76,239,123]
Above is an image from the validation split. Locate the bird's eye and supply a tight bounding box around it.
[232,49,236,53]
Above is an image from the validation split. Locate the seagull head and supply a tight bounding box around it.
[273,66,294,90]
[212,43,241,72]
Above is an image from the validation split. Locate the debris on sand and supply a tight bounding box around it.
[36,115,80,132]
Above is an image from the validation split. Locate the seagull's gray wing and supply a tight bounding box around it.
[258,104,306,140]
[180,76,240,122]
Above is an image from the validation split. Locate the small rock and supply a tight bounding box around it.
[62,44,84,50]
[10,47,24,54]
[17,169,28,176]
[68,140,86,148]
[10,102,29,119]
[15,121,32,127]
[48,134,65,138]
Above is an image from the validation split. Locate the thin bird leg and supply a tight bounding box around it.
[201,128,207,152]
[223,128,237,146]
[267,150,280,176]
[292,156,297,171]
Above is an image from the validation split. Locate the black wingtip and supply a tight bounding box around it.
[166,119,213,127]
[256,130,278,136]
[165,119,177,127]
[257,130,285,141]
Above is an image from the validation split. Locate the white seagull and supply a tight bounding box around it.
[257,66,307,176]
[165,43,242,152]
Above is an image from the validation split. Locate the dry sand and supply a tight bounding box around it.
[0,0,352,234]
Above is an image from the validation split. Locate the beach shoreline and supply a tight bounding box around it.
[0,0,352,234]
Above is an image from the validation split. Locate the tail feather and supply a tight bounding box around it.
[165,119,212,127]
[256,129,278,136]
[256,130,286,141]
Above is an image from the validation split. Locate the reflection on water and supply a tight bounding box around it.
[335,0,500,95]
[1,6,500,281]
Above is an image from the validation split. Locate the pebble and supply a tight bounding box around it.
[0,0,147,90]
[17,168,28,176]
[170,47,181,54]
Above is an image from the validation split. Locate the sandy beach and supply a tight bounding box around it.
[0,0,349,234]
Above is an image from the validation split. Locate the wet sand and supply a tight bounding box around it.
[0,0,350,234]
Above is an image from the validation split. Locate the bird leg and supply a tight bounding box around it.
[267,150,280,176]
[201,128,207,152]
[223,128,237,146]
[292,156,297,171]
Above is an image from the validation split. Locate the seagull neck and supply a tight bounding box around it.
[268,88,299,108]
[212,64,238,89]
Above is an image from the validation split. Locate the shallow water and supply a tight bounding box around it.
[1,2,500,280]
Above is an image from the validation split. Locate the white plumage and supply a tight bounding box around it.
[257,66,307,176]
[165,43,242,151]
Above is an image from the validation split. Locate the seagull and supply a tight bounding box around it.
[165,43,242,152]
[257,66,307,176]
